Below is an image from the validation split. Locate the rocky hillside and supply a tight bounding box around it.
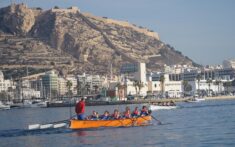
[0,4,196,77]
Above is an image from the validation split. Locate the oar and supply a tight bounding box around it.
[28,115,76,130]
[151,115,162,125]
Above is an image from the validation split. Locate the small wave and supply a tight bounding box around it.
[0,128,73,138]
[180,102,235,109]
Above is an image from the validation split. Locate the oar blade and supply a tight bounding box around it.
[53,123,67,128]
[28,124,40,130]
[40,124,53,129]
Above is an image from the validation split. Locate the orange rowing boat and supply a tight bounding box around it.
[70,115,152,129]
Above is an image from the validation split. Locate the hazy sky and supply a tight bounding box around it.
[1,0,235,65]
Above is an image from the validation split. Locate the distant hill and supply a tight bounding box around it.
[0,4,197,77]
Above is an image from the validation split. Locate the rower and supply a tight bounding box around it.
[88,111,99,120]
[123,106,131,118]
[75,98,86,120]
[131,106,139,117]
[100,111,110,120]
[140,106,149,116]
[111,109,121,119]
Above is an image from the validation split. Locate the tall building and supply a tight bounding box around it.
[120,62,146,83]
[42,70,58,98]
[121,62,148,96]
[0,70,14,92]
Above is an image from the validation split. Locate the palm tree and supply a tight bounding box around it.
[206,78,212,96]
[215,80,221,95]
[196,74,201,96]
[66,80,73,97]
[85,83,90,95]
[182,80,188,97]
[76,81,82,96]
[93,85,99,94]
[66,80,73,118]
[137,81,144,95]
[133,80,139,96]
[160,75,165,96]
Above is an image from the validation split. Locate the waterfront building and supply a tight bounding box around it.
[0,70,14,93]
[42,70,58,98]
[21,88,41,99]
[148,72,182,98]
[120,62,147,83]
[77,73,102,95]
[120,62,148,96]
[58,77,67,96]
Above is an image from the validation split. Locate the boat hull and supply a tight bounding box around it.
[149,105,178,110]
[70,116,152,129]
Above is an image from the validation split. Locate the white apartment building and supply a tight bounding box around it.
[0,71,14,92]
[121,62,148,96]
[58,77,67,96]
[21,88,41,99]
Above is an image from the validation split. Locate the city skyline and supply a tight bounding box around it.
[1,0,235,65]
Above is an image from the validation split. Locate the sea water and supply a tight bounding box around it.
[0,99,235,147]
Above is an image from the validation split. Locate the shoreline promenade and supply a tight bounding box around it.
[47,95,235,107]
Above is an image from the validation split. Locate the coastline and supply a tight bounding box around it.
[46,95,235,107]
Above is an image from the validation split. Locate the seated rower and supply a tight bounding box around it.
[123,106,131,118]
[111,109,121,119]
[140,106,149,116]
[131,106,139,117]
[100,111,110,120]
[87,111,99,120]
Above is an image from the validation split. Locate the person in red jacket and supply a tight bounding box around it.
[75,98,85,120]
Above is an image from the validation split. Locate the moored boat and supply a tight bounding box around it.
[0,101,10,110]
[195,97,205,101]
[70,115,152,129]
[186,97,205,103]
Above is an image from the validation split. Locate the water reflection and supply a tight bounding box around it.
[0,128,73,138]
[74,130,87,136]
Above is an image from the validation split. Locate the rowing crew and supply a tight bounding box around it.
[86,106,150,120]
[75,98,150,120]
[151,101,176,106]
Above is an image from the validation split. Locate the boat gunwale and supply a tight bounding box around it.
[70,115,151,122]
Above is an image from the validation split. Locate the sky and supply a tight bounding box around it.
[1,0,235,65]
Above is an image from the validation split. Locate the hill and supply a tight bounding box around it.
[0,4,196,77]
